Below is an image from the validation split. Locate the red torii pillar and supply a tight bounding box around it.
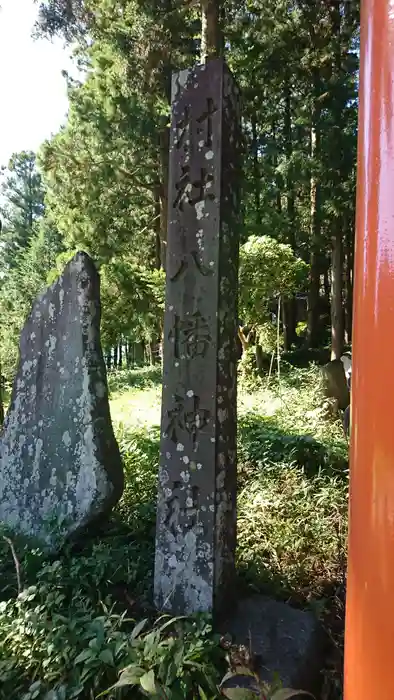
[345,0,394,697]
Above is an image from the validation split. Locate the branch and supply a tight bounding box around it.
[2,535,21,594]
[238,326,250,352]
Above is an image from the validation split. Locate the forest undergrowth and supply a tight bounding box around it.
[0,364,348,700]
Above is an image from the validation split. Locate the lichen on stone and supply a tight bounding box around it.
[0,252,124,551]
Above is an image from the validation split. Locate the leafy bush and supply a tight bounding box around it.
[239,236,308,329]
[0,523,224,700]
[0,570,223,699]
[103,616,225,699]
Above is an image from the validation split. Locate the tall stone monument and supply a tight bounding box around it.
[154,59,241,616]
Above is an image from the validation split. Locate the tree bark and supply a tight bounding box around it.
[157,8,172,270]
[159,110,169,270]
[154,186,162,270]
[272,120,282,214]
[238,327,248,353]
[201,0,221,63]
[255,344,264,374]
[283,75,297,349]
[307,110,321,349]
[331,228,344,359]
[282,301,297,352]
[345,222,354,343]
[118,341,123,368]
[251,110,262,227]
[323,264,330,305]
[329,0,345,358]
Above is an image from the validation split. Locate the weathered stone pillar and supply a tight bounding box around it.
[154,58,241,616]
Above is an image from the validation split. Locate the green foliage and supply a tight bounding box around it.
[238,348,262,388]
[219,668,314,700]
[0,552,223,699]
[116,424,160,541]
[103,615,224,699]
[257,322,280,354]
[32,0,360,359]
[0,418,220,700]
[237,457,347,598]
[0,149,164,384]
[37,0,198,268]
[0,218,65,379]
[0,365,346,698]
[0,2,359,695]
[100,260,165,347]
[239,236,308,328]
[0,151,45,271]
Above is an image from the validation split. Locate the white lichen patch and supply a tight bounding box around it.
[45,334,57,359]
[62,431,72,448]
[159,469,170,486]
[195,201,205,220]
[22,360,34,376]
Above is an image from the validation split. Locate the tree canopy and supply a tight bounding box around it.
[0,0,360,381]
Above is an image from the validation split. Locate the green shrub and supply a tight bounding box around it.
[0,534,224,699]
[0,571,223,699]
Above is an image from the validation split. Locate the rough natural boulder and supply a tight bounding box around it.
[0,252,123,550]
[221,595,325,694]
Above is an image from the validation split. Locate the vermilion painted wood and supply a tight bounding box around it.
[345,0,394,697]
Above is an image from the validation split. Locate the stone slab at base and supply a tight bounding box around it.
[221,595,326,694]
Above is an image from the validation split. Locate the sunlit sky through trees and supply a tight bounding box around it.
[0,0,74,166]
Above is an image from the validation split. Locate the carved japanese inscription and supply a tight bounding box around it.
[169,311,212,359]
[154,59,242,617]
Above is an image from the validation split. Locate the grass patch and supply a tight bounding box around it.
[237,461,347,600]
[109,366,162,430]
[107,365,162,394]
